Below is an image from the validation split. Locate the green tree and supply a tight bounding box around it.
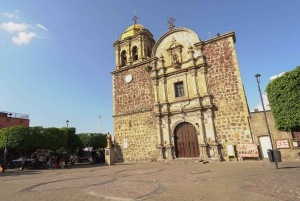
[77,133,107,149]
[0,126,37,164]
[42,127,68,150]
[65,127,83,153]
[266,66,300,131]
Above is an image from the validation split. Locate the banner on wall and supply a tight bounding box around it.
[236,143,259,158]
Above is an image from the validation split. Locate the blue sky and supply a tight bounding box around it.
[0,1,299,134]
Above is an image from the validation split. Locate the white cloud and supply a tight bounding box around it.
[36,24,49,31]
[0,22,30,33]
[1,12,13,18]
[251,93,271,112]
[12,32,37,45]
[270,72,285,81]
[1,12,19,19]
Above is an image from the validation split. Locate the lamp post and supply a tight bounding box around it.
[97,115,102,133]
[255,73,278,169]
[66,120,69,128]
[3,113,12,170]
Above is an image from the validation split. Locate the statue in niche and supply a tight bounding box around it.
[172,53,179,64]
[167,37,182,69]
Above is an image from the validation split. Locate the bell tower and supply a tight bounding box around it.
[111,18,157,163]
[113,23,155,70]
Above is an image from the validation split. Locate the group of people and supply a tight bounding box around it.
[36,154,75,169]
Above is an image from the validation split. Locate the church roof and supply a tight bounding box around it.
[121,24,151,40]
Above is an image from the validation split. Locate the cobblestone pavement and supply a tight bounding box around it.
[0,160,299,201]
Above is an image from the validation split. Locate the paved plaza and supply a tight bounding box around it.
[0,160,300,201]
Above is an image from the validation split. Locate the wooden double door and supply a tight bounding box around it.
[174,122,200,158]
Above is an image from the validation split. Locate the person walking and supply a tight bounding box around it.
[52,155,56,169]
[60,157,64,169]
[70,155,75,167]
[48,156,52,170]
[64,155,68,168]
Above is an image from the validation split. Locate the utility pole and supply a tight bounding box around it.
[97,115,102,133]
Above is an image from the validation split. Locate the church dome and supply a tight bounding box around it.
[121,24,150,40]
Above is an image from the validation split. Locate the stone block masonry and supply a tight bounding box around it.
[113,63,154,115]
[114,111,157,163]
[203,36,251,148]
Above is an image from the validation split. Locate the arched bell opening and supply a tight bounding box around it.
[121,50,127,66]
[132,46,138,61]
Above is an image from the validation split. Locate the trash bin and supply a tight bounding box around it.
[267,149,274,162]
[273,149,282,162]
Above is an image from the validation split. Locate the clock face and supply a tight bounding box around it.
[125,74,132,83]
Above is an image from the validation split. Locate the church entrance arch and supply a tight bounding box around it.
[174,122,200,158]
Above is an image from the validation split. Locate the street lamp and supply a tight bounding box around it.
[3,113,12,171]
[255,73,278,169]
[66,120,69,128]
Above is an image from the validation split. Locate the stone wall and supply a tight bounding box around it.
[113,62,158,162]
[203,36,251,149]
[113,111,157,162]
[113,63,154,114]
[249,110,300,160]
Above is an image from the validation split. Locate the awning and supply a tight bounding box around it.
[82,147,93,151]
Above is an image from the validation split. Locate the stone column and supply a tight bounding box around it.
[115,45,120,68]
[140,35,145,59]
[198,113,206,144]
[162,115,171,146]
[198,113,208,159]
[153,80,159,104]
[204,109,220,160]
[204,109,216,142]
[161,79,168,113]
[156,145,163,160]
[199,67,209,95]
[138,35,143,60]
[165,116,173,159]
[155,117,163,160]
[190,69,199,97]
[127,41,132,65]
[199,145,208,160]
[161,78,167,102]
[166,145,173,160]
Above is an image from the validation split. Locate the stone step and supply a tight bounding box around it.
[157,158,211,164]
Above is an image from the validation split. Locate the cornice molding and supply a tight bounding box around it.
[195,31,236,47]
[113,108,152,117]
[110,57,156,75]
[113,29,155,47]
[151,63,207,80]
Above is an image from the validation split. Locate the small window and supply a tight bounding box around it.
[174,82,184,97]
[132,46,138,61]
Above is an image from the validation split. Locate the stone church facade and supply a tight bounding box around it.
[111,22,251,162]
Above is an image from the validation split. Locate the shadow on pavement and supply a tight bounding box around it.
[279,166,300,169]
[0,170,42,177]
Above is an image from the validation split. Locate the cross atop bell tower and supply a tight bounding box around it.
[132,10,139,24]
[167,17,176,30]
